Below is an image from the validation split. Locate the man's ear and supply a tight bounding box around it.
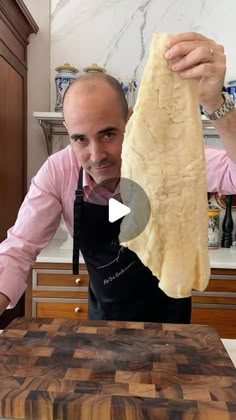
[126,107,133,122]
[63,121,70,136]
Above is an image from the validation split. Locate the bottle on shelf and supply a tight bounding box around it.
[221,195,234,248]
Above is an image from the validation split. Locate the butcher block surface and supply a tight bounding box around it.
[0,318,235,419]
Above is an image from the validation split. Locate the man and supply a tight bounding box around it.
[0,33,236,322]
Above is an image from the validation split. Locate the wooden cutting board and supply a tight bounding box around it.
[0,318,235,420]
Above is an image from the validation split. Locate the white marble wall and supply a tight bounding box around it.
[49,0,236,247]
[50,0,236,110]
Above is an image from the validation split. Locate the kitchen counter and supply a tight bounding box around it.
[36,241,236,269]
[36,241,80,264]
[0,317,235,419]
[208,247,236,269]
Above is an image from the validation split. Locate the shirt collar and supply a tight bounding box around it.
[83,168,94,188]
[82,167,120,198]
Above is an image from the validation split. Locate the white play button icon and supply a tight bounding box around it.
[108,198,131,223]
[87,177,150,241]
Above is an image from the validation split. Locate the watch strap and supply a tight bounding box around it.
[203,92,235,120]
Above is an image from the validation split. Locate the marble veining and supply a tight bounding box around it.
[199,0,207,16]
[51,0,70,19]
[50,0,236,110]
[132,0,153,80]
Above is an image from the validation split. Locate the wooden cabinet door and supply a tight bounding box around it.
[0,0,38,328]
[0,55,25,242]
[0,53,26,328]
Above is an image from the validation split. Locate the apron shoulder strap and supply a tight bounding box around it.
[73,166,83,274]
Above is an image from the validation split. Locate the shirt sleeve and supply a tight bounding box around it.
[205,146,236,194]
[0,157,62,308]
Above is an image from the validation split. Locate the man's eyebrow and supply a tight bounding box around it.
[70,127,118,140]
[97,126,118,135]
[70,133,85,140]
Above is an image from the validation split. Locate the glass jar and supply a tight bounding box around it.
[208,207,220,249]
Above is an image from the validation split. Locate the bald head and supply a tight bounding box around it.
[63,72,128,122]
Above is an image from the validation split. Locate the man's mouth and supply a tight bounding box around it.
[93,165,113,171]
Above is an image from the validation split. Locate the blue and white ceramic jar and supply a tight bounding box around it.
[226,80,236,105]
[55,63,79,111]
[83,63,106,73]
[120,79,138,107]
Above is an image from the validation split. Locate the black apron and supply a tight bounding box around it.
[73,168,191,323]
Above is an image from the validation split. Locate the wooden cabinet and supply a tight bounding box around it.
[0,0,38,328]
[0,0,38,241]
[26,262,89,320]
[28,263,236,338]
[192,268,236,338]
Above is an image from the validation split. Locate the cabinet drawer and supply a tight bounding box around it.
[32,290,88,299]
[205,278,236,293]
[29,264,90,320]
[33,270,89,289]
[192,295,236,305]
[192,307,236,338]
[33,299,88,319]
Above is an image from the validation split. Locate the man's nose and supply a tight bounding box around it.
[89,141,107,162]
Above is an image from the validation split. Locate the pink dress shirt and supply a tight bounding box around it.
[0,145,236,308]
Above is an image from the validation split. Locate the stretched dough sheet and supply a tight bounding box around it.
[120,32,210,298]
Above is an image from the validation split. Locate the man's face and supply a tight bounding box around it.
[64,82,129,185]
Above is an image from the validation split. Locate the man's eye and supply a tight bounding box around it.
[104,132,115,139]
[74,137,86,144]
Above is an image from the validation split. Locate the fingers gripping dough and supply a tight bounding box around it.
[120,32,210,298]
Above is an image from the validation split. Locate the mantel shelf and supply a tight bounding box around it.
[33,111,217,155]
[33,112,66,154]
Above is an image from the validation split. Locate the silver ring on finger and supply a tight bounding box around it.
[209,47,214,61]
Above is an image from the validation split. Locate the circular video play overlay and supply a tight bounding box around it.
[119,177,151,242]
[87,176,151,242]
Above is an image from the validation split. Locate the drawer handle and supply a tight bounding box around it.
[74,307,81,313]
[75,278,82,284]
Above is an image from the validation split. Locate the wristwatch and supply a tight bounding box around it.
[202,92,235,120]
